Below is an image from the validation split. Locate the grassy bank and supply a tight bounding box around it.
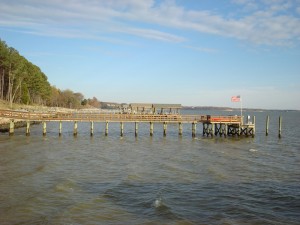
[0,100,103,129]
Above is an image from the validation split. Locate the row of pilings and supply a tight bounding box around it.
[6,116,282,138]
[8,121,198,137]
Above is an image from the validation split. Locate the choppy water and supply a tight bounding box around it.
[0,110,299,224]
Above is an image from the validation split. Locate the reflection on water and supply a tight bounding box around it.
[0,110,299,224]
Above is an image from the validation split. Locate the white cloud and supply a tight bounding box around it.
[116,27,185,43]
[0,0,299,46]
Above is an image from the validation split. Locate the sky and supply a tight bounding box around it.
[0,0,300,110]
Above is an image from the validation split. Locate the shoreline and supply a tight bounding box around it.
[0,100,117,133]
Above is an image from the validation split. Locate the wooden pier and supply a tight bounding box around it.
[0,109,255,137]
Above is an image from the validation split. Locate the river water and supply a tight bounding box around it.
[0,110,299,224]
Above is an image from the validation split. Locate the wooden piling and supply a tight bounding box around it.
[135,122,138,137]
[150,122,154,136]
[59,121,62,136]
[266,115,269,136]
[253,116,256,136]
[163,122,167,136]
[43,121,47,136]
[105,121,109,136]
[279,116,282,138]
[73,121,78,136]
[214,124,218,136]
[90,121,94,136]
[178,122,183,136]
[120,122,124,137]
[192,122,196,138]
[9,120,14,136]
[26,121,30,136]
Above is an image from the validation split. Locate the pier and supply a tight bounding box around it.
[0,109,255,137]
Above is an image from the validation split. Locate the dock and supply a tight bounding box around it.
[0,109,255,137]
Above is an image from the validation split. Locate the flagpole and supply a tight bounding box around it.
[240,96,243,124]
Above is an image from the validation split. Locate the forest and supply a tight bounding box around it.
[0,39,100,109]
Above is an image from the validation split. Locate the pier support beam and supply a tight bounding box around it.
[192,122,197,138]
[227,124,240,136]
[59,121,62,136]
[73,121,78,136]
[9,120,14,136]
[203,123,213,137]
[90,121,94,136]
[163,122,167,136]
[26,121,30,136]
[178,122,183,136]
[105,121,109,136]
[150,122,154,136]
[135,122,138,137]
[214,123,226,137]
[43,122,47,136]
[120,122,124,137]
[266,115,269,136]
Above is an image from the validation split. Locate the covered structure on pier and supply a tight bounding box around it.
[128,103,182,114]
[152,104,182,114]
[129,103,153,114]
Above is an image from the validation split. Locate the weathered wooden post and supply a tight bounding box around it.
[202,123,206,136]
[9,120,14,136]
[178,122,183,136]
[279,116,282,138]
[90,121,94,136]
[214,124,218,135]
[238,124,241,136]
[73,121,78,136]
[163,122,167,136]
[120,122,124,137]
[43,121,47,136]
[135,122,138,137]
[266,115,269,136]
[26,121,30,136]
[192,122,196,138]
[211,123,215,137]
[105,121,109,136]
[150,122,154,136]
[59,121,62,136]
[253,116,256,135]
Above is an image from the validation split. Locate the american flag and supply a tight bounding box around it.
[231,95,241,102]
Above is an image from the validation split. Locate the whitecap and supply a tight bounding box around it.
[154,198,163,208]
[249,148,258,152]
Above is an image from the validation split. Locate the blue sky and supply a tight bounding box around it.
[1,0,300,109]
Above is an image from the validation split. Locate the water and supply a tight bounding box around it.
[0,110,299,224]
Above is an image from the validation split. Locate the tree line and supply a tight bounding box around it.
[0,39,101,109]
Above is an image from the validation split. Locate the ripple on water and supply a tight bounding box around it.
[0,112,300,225]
